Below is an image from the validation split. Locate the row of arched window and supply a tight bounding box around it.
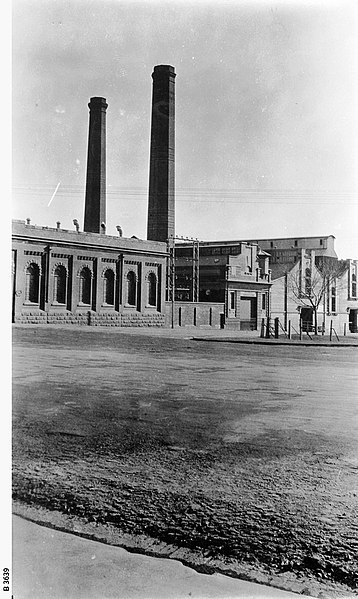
[24,263,159,309]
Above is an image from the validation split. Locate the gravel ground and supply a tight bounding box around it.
[12,326,358,598]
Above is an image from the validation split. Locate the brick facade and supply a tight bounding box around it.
[12,220,167,327]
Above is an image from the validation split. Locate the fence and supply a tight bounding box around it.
[261,317,342,342]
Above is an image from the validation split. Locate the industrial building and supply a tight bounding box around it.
[12,65,357,333]
[12,67,173,327]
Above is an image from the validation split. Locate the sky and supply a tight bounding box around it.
[12,0,358,258]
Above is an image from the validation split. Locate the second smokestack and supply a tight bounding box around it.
[84,97,108,234]
[147,65,176,245]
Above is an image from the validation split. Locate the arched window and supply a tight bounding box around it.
[126,271,136,306]
[25,263,40,303]
[103,269,115,305]
[79,267,92,305]
[147,272,157,307]
[53,265,67,304]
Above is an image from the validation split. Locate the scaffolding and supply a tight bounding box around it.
[167,236,200,327]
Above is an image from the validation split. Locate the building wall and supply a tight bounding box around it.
[12,221,167,327]
[246,235,337,257]
[270,258,358,335]
[175,241,271,331]
[165,301,225,328]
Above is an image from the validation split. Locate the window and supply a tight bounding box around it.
[147,272,157,307]
[294,240,298,247]
[352,273,357,297]
[25,263,40,303]
[230,291,235,310]
[126,271,136,306]
[103,269,115,305]
[331,286,336,313]
[262,294,266,310]
[270,241,274,248]
[320,239,323,246]
[79,267,92,305]
[53,265,67,304]
[305,268,311,295]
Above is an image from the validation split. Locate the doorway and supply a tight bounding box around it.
[349,309,358,333]
[301,307,314,332]
[240,296,257,330]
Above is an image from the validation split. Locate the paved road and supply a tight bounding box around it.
[13,516,303,599]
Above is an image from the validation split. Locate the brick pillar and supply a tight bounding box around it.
[84,97,108,233]
[147,65,176,245]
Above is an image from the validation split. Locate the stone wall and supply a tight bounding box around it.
[15,310,165,327]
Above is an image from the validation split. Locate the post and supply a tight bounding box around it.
[344,322,347,336]
[329,319,333,341]
[274,317,279,339]
[260,318,265,338]
[265,316,270,338]
[288,320,291,340]
[171,243,175,329]
[299,318,302,340]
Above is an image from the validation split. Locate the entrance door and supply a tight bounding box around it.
[349,309,358,333]
[240,297,257,330]
[301,307,314,332]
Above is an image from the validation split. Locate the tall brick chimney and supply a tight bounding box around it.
[84,97,108,233]
[147,65,176,244]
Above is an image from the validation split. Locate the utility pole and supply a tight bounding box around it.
[166,238,175,328]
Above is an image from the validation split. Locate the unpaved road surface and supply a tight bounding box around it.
[12,326,358,597]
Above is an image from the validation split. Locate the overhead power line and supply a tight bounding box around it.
[12,184,357,205]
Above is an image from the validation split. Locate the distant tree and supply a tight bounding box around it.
[288,258,348,334]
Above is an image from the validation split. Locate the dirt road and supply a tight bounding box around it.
[12,326,358,597]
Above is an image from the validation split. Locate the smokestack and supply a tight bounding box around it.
[147,65,176,244]
[84,97,108,233]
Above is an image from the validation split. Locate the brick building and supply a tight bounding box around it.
[12,220,167,326]
[12,71,171,327]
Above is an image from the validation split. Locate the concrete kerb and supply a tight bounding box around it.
[192,337,358,347]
